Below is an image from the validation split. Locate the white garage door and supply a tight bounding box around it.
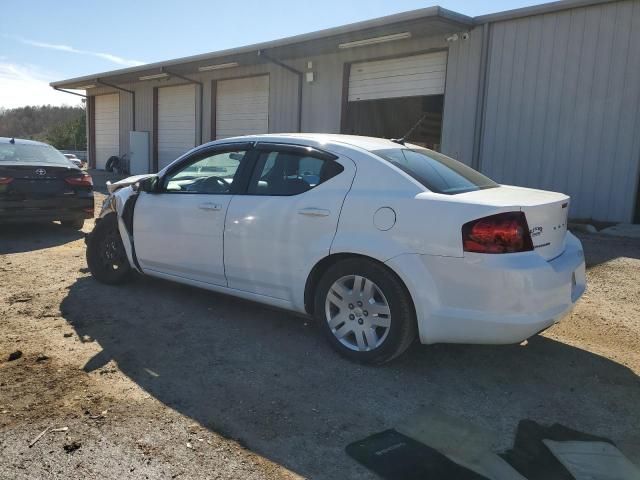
[348,51,447,102]
[94,93,120,170]
[216,76,269,139]
[158,84,196,170]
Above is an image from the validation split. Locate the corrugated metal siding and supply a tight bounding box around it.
[348,52,447,101]
[267,65,299,135]
[116,86,132,156]
[479,0,640,222]
[91,36,454,170]
[292,35,450,133]
[135,85,154,133]
[88,64,296,169]
[440,27,484,165]
[84,1,640,221]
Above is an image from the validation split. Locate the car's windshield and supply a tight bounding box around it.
[372,148,498,195]
[0,143,71,165]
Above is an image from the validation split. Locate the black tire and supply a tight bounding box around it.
[61,218,85,230]
[86,214,132,285]
[105,156,119,173]
[314,258,417,365]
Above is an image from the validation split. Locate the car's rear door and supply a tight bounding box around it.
[133,144,252,286]
[223,143,356,302]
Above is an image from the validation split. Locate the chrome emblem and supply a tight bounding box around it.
[530,226,543,237]
[35,168,46,176]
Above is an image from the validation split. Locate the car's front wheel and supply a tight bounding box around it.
[314,258,417,364]
[86,214,132,285]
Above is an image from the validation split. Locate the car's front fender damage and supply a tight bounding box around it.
[88,178,145,273]
[116,191,143,272]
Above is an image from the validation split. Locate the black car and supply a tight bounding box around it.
[0,137,94,229]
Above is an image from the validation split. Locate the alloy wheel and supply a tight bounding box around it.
[324,275,391,352]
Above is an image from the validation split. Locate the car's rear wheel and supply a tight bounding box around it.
[86,214,132,284]
[61,218,85,230]
[314,258,417,364]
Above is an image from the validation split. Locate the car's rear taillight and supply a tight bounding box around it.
[462,211,534,254]
[65,174,93,187]
[0,176,13,184]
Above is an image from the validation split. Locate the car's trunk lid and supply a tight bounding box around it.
[0,163,84,199]
[458,185,570,260]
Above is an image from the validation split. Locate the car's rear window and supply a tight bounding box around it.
[0,143,71,165]
[372,148,498,195]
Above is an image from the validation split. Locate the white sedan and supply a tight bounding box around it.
[63,153,84,168]
[86,134,586,364]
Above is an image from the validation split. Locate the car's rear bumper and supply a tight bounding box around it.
[386,232,586,345]
[0,198,94,223]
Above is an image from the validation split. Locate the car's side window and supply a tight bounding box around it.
[163,150,247,194]
[247,151,344,196]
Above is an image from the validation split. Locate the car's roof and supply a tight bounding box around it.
[275,133,402,151]
[208,133,408,152]
[0,137,50,146]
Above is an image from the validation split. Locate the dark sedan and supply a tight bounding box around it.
[0,138,94,229]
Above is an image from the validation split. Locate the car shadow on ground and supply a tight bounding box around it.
[0,222,85,254]
[60,274,640,479]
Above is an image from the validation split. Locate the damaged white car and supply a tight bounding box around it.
[86,134,586,364]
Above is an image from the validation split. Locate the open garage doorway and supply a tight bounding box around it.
[342,51,447,149]
[343,94,444,149]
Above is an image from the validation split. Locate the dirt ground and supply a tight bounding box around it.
[1,191,639,479]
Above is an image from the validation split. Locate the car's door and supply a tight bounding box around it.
[224,143,356,301]
[133,144,252,286]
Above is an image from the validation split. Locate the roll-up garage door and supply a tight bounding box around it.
[158,84,196,170]
[94,93,120,170]
[348,51,447,102]
[216,76,269,139]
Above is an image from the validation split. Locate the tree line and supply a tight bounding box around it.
[0,104,87,150]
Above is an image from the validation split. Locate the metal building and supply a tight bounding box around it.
[52,0,640,223]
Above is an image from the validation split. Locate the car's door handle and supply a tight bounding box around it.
[198,202,222,211]
[298,207,330,217]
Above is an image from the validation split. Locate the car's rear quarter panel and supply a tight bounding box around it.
[330,149,586,346]
[330,150,515,260]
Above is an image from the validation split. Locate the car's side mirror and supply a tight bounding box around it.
[136,176,160,193]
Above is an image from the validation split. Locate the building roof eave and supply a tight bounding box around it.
[474,0,618,24]
[50,6,472,89]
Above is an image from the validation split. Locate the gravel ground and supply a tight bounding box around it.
[1,193,639,479]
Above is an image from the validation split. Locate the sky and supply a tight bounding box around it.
[0,0,541,109]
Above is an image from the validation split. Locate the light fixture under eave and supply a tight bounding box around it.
[138,73,169,81]
[338,32,411,49]
[77,84,96,89]
[198,62,239,72]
